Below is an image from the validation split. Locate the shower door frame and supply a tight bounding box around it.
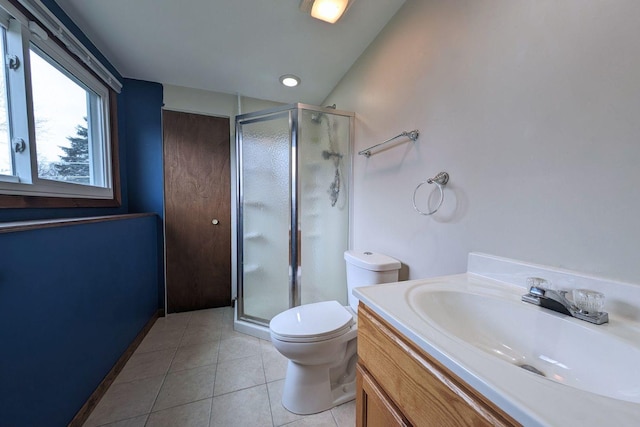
[236,103,354,327]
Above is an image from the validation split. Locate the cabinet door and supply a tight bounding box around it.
[358,304,519,427]
[356,364,410,427]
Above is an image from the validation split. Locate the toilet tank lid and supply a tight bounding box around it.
[344,250,401,271]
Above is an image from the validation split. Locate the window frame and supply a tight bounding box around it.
[0,0,121,209]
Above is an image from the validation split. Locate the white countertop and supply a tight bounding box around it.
[354,268,640,427]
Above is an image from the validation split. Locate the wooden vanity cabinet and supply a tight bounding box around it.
[356,303,520,427]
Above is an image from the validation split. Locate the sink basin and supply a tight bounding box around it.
[407,287,640,403]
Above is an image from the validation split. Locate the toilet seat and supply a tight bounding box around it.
[270,300,354,343]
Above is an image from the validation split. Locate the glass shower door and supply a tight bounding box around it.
[299,109,351,305]
[238,111,291,322]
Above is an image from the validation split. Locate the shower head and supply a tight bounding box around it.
[310,104,337,124]
[322,150,343,160]
[311,113,324,124]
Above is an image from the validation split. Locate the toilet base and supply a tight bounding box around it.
[281,358,356,415]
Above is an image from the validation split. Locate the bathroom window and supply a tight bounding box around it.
[0,1,119,207]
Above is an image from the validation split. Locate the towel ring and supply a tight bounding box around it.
[412,172,449,216]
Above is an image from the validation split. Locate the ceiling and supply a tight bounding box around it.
[54,0,406,105]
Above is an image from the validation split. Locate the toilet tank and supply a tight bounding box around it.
[344,250,401,311]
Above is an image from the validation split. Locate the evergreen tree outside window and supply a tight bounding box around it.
[31,47,102,187]
[53,120,90,184]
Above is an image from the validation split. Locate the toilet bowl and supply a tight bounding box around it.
[269,250,401,415]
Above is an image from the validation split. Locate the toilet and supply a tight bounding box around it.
[269,250,401,415]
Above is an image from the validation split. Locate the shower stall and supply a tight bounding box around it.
[235,103,354,332]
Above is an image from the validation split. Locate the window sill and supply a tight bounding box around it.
[0,193,121,208]
[0,213,155,234]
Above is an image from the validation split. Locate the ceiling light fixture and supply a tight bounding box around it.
[299,0,351,24]
[280,74,301,87]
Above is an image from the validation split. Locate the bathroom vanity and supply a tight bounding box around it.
[354,253,640,427]
[356,303,517,426]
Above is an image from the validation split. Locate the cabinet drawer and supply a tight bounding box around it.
[357,303,519,427]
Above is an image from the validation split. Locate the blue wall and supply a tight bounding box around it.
[124,79,164,218]
[0,3,166,426]
[123,78,166,308]
[0,215,159,426]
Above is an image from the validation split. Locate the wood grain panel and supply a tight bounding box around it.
[357,364,410,427]
[358,303,520,427]
[0,213,153,234]
[163,110,231,312]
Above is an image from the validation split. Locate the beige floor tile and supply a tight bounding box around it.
[95,415,148,427]
[214,354,266,396]
[135,328,184,354]
[209,384,272,427]
[146,399,212,427]
[170,341,220,372]
[152,313,192,332]
[267,379,305,426]
[181,325,222,347]
[222,307,234,324]
[282,410,337,427]
[218,335,261,362]
[260,342,288,383]
[188,308,225,327]
[220,322,248,340]
[259,338,274,350]
[84,310,310,427]
[114,348,175,384]
[153,364,216,412]
[83,376,164,427]
[330,400,355,427]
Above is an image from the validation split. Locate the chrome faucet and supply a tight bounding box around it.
[521,277,609,325]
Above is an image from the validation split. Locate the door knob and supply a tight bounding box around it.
[212,219,220,225]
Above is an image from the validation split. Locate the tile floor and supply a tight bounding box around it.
[84,307,355,427]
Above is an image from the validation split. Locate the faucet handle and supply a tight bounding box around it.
[572,289,605,314]
[527,277,551,296]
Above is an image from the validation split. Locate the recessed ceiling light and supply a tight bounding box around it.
[280,74,301,87]
[299,0,351,24]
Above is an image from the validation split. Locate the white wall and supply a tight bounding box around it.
[163,84,282,120]
[325,0,640,283]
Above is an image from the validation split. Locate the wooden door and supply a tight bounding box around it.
[163,110,231,312]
